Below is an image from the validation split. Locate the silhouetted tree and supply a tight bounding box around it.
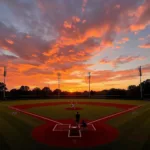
[42,87,52,96]
[10,88,18,98]
[90,90,96,95]
[53,89,61,95]
[141,79,150,98]
[128,85,137,90]
[32,87,41,96]
[19,86,30,91]
[0,82,7,91]
[127,85,140,98]
[0,82,7,99]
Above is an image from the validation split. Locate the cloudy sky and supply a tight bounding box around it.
[0,0,150,92]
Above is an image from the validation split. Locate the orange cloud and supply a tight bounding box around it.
[139,43,150,49]
[101,40,113,47]
[117,37,129,44]
[84,24,110,40]
[72,16,80,23]
[69,49,74,53]
[130,24,149,32]
[64,21,72,29]
[26,35,32,38]
[122,37,129,42]
[116,46,121,49]
[32,54,37,57]
[5,39,14,45]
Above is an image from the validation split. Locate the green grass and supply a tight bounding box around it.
[105,103,150,150]
[0,99,150,150]
[28,104,122,120]
[0,103,50,150]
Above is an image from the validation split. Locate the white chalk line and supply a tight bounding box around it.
[9,106,63,125]
[88,104,145,125]
[9,103,147,128]
[53,124,71,131]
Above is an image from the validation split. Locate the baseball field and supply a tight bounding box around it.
[0,99,150,150]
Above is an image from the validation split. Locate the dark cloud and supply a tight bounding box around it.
[0,53,17,67]
[0,21,52,64]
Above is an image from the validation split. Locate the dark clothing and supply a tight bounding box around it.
[76,114,80,123]
[81,121,87,128]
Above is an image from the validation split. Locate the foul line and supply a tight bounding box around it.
[53,124,71,131]
[9,106,63,125]
[88,104,144,125]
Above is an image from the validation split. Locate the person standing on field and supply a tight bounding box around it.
[75,112,80,126]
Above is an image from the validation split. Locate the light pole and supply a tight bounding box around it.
[88,72,91,98]
[3,66,6,100]
[57,73,61,98]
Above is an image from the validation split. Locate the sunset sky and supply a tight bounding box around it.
[0,0,150,92]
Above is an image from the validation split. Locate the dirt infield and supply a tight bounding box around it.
[12,101,135,109]
[32,119,119,148]
[9,102,142,148]
[65,107,83,110]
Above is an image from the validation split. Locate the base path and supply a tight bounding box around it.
[9,102,143,148]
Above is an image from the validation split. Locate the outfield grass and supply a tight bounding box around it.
[0,99,150,150]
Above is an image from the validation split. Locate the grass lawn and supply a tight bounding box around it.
[0,99,150,150]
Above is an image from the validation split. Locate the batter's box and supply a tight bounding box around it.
[80,124,96,131]
[68,126,81,138]
[53,124,71,131]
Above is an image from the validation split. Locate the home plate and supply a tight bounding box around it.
[68,126,81,138]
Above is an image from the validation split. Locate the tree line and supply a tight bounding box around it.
[0,79,150,100]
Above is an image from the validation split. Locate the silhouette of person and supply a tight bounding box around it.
[81,120,87,128]
[75,112,80,125]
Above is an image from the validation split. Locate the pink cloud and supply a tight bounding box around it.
[115,4,120,9]
[72,16,80,23]
[116,46,121,49]
[139,42,150,48]
[139,37,144,41]
[82,0,88,12]
[100,55,146,67]
[129,0,150,32]
[63,21,72,29]
[5,39,14,45]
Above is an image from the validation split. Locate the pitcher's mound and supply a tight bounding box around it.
[65,107,83,110]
